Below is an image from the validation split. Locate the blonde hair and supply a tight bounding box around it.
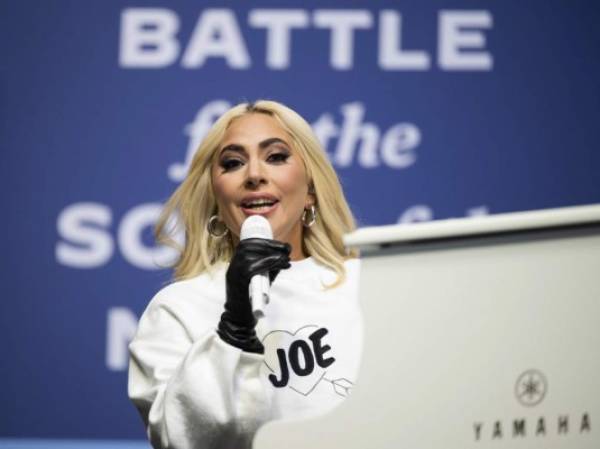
[155,100,357,287]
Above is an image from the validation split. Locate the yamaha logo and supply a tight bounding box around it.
[472,369,592,442]
[515,369,547,407]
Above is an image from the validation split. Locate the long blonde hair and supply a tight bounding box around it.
[155,100,357,287]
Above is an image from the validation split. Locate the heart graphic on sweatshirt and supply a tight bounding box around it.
[262,325,336,396]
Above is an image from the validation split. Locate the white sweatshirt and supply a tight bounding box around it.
[128,257,362,449]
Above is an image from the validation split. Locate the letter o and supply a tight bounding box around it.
[288,340,315,376]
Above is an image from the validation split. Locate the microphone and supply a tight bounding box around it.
[240,215,273,318]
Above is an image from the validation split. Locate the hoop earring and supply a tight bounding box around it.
[302,205,317,228]
[207,215,229,238]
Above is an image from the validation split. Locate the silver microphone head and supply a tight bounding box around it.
[240,215,273,240]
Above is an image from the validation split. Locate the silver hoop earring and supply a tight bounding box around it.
[207,215,229,238]
[302,205,317,228]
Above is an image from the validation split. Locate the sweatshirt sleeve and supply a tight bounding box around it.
[127,294,270,449]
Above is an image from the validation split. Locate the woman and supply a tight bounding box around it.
[128,100,362,449]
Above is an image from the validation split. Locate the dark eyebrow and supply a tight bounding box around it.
[219,138,289,155]
[219,143,245,155]
[258,137,289,149]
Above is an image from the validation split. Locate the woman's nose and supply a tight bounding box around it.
[244,157,267,189]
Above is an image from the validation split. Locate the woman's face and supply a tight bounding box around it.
[211,113,313,260]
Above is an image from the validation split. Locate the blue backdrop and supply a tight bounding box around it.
[2,0,599,444]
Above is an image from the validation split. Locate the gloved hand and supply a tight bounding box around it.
[217,238,291,354]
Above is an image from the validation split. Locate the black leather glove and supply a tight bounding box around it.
[217,238,291,354]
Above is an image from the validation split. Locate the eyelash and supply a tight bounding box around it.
[219,150,290,172]
[220,158,243,171]
[267,151,290,163]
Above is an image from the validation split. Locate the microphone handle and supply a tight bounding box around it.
[250,274,270,318]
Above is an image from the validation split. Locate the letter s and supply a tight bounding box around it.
[55,202,113,268]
